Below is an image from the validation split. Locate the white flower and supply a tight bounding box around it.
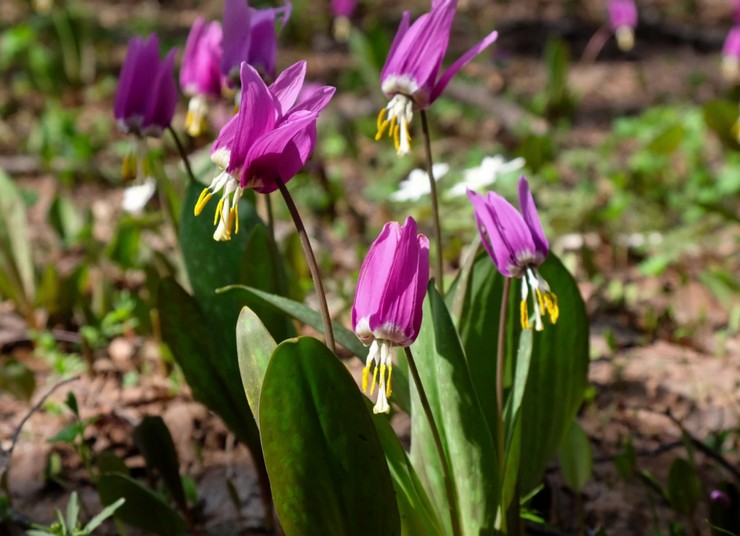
[390,163,450,202]
[448,155,525,197]
[122,177,157,214]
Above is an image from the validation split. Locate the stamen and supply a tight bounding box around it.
[370,365,378,395]
[195,188,213,216]
[375,118,390,141]
[386,363,393,396]
[214,198,225,226]
[393,124,400,152]
[376,108,386,131]
[233,204,239,235]
[520,299,530,330]
[361,365,370,392]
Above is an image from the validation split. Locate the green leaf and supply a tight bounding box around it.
[459,253,589,492]
[410,283,499,535]
[369,401,446,536]
[0,359,35,401]
[157,279,263,465]
[97,473,186,536]
[259,337,400,536]
[666,458,702,516]
[703,99,740,150]
[66,491,80,532]
[646,124,685,155]
[83,498,125,534]
[133,416,188,516]
[221,284,411,413]
[235,306,277,427]
[0,170,35,317]
[558,420,593,493]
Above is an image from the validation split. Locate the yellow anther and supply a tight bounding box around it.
[233,204,239,235]
[214,197,225,226]
[194,188,213,216]
[361,365,370,392]
[535,288,546,315]
[121,152,137,182]
[376,108,386,131]
[388,116,397,138]
[370,365,378,395]
[386,364,393,397]
[545,293,559,324]
[375,118,390,141]
[393,124,400,151]
[520,299,531,330]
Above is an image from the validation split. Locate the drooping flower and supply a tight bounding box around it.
[352,217,430,414]
[331,0,356,42]
[115,35,177,138]
[722,26,740,81]
[114,35,177,182]
[221,0,292,85]
[194,61,335,241]
[607,0,638,52]
[376,0,498,156]
[180,18,223,137]
[467,177,558,331]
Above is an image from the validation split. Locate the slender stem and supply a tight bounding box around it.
[167,125,198,184]
[496,278,512,476]
[404,347,462,536]
[274,178,336,355]
[580,24,611,64]
[265,192,276,242]
[419,110,445,298]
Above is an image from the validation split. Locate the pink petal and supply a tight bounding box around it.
[517,176,548,263]
[269,60,307,117]
[431,28,498,103]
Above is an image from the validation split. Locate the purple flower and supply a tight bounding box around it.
[607,0,637,51]
[467,177,558,331]
[352,217,430,413]
[115,35,177,138]
[722,27,740,80]
[180,18,223,137]
[221,0,291,84]
[710,489,732,508]
[194,60,335,241]
[376,0,498,156]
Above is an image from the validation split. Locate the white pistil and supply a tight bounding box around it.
[376,94,414,157]
[526,268,544,331]
[361,339,394,414]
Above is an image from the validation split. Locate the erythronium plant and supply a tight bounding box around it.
[607,0,638,52]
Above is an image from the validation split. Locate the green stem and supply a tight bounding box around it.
[496,278,511,482]
[167,125,198,185]
[404,346,462,536]
[419,110,445,298]
[274,178,336,355]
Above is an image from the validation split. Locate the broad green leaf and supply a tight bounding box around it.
[667,458,702,516]
[97,473,186,536]
[459,253,589,492]
[157,279,265,472]
[0,170,35,317]
[646,124,685,155]
[235,306,277,427]
[222,284,411,413]
[259,337,400,536]
[133,416,188,516]
[558,420,593,493]
[410,283,499,536]
[369,400,446,536]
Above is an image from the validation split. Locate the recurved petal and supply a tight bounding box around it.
[288,85,336,116]
[241,111,318,193]
[408,231,430,341]
[518,176,548,262]
[269,61,307,117]
[431,28,498,103]
[221,0,251,79]
[180,17,206,91]
[380,11,411,82]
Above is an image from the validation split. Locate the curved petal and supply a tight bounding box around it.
[143,46,178,134]
[269,60,307,117]
[517,176,548,262]
[221,0,251,80]
[180,17,206,92]
[407,232,430,341]
[241,111,318,193]
[247,8,279,79]
[115,36,160,126]
[431,29,498,103]
[380,11,411,82]
[287,85,336,116]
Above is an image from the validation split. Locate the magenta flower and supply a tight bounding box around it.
[467,177,558,331]
[352,217,430,414]
[607,0,637,51]
[194,60,335,241]
[722,27,740,80]
[180,17,223,137]
[376,0,498,156]
[331,0,356,41]
[221,0,291,84]
[115,35,177,138]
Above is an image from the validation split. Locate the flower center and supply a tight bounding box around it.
[615,26,634,52]
[194,170,243,241]
[375,94,414,157]
[520,267,559,331]
[361,339,394,414]
[185,95,210,137]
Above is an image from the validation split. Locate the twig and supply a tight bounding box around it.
[0,376,81,477]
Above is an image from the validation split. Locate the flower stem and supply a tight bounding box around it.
[167,125,198,185]
[496,278,511,478]
[274,178,336,355]
[404,346,462,536]
[580,23,611,64]
[420,110,445,298]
